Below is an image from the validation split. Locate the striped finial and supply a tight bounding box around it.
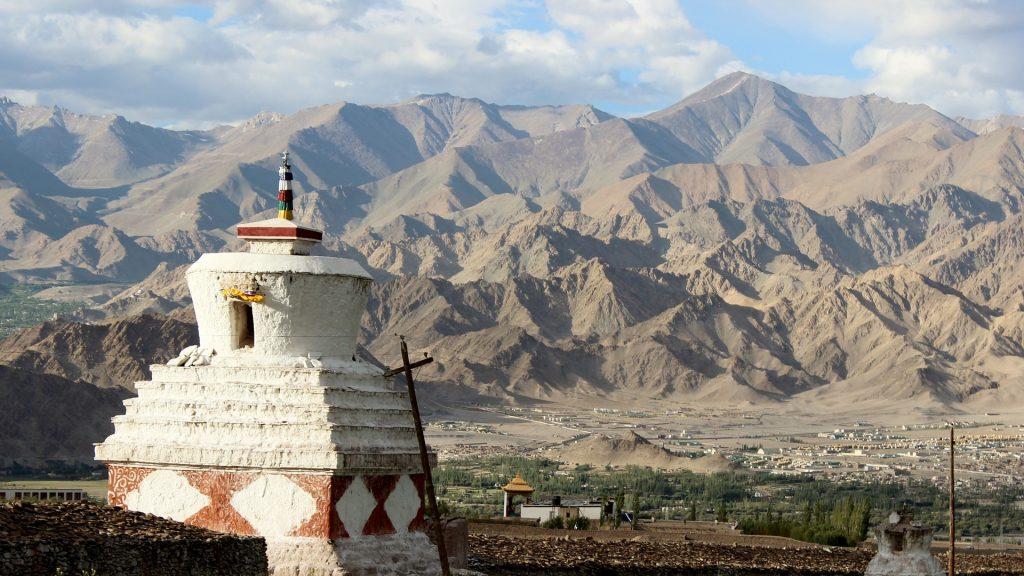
[277,151,293,220]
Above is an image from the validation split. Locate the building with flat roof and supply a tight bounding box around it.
[0,489,87,501]
[519,496,607,524]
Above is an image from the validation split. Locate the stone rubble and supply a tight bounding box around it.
[467,534,1024,576]
[0,500,267,576]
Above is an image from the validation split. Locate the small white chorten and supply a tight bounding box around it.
[865,511,943,576]
[96,152,441,575]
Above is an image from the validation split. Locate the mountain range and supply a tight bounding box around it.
[3,71,1024,415]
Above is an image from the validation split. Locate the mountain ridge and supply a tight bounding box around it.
[3,73,1024,410]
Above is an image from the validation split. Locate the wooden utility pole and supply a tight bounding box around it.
[385,337,450,576]
[949,425,956,576]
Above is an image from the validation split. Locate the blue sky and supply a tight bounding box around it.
[0,0,1021,127]
[680,1,871,80]
[476,0,875,116]
[173,4,215,21]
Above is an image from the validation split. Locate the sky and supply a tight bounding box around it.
[0,0,1020,128]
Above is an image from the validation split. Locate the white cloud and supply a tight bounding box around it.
[768,72,862,100]
[856,1,1024,118]
[746,0,1024,119]
[1,0,1020,126]
[0,0,740,125]
[546,0,740,96]
[0,10,247,122]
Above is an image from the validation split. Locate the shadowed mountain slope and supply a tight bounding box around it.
[0,365,130,466]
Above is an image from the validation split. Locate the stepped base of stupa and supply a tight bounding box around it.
[267,534,441,576]
[96,359,440,575]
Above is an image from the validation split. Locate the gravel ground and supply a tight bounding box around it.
[468,534,1024,576]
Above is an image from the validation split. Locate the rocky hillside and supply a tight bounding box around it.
[542,432,735,473]
[0,314,196,390]
[3,72,1024,411]
[0,365,130,466]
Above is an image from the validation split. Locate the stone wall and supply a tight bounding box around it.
[0,501,267,576]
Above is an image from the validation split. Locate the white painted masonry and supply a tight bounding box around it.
[384,475,420,535]
[187,252,372,359]
[336,477,376,537]
[866,512,943,576]
[123,470,210,522]
[231,475,317,538]
[267,533,440,576]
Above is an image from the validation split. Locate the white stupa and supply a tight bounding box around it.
[865,511,943,576]
[96,152,441,575]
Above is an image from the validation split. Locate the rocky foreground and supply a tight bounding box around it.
[467,534,1024,576]
[0,501,266,576]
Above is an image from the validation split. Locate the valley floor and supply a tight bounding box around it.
[426,399,1024,487]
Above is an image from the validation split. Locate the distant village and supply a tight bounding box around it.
[429,405,1023,492]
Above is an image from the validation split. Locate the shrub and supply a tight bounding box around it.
[541,516,565,529]
[569,516,590,530]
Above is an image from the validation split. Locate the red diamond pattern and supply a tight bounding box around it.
[107,466,427,540]
[330,475,355,539]
[286,474,334,538]
[408,473,427,533]
[182,470,257,535]
[362,475,399,536]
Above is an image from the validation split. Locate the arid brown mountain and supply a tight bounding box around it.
[3,73,1024,412]
[645,72,971,166]
[956,114,1024,135]
[101,95,614,236]
[0,314,196,389]
[0,365,130,466]
[0,96,216,188]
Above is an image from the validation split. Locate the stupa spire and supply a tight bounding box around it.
[278,150,293,220]
[234,150,322,255]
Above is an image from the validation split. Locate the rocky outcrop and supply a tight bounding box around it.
[543,432,736,473]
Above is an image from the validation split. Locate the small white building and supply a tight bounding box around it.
[0,488,87,501]
[519,497,605,523]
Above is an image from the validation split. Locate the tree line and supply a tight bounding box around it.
[738,497,872,546]
[433,456,1024,543]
